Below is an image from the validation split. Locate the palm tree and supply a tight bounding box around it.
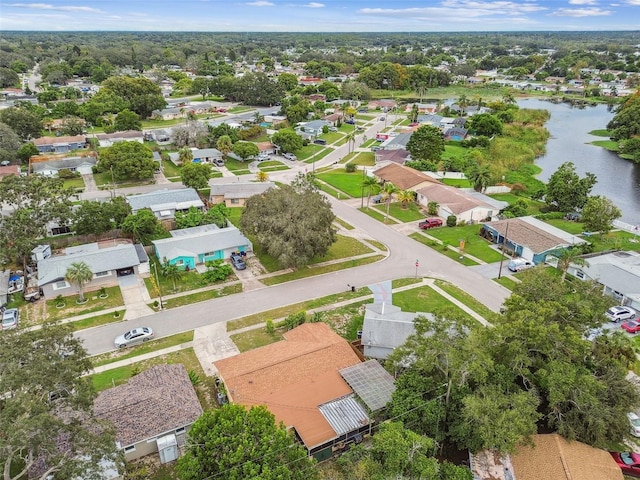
[362,176,379,207]
[161,259,184,291]
[555,247,586,283]
[457,94,468,116]
[178,146,193,164]
[397,190,415,210]
[216,135,233,156]
[467,164,492,192]
[256,171,269,183]
[427,201,439,216]
[381,182,399,222]
[65,262,93,303]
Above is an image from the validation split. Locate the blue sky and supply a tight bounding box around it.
[2,0,639,31]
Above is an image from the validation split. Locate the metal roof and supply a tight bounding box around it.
[126,188,203,213]
[153,226,251,260]
[37,243,141,286]
[318,395,370,436]
[340,360,396,411]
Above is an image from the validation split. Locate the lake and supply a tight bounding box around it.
[517,97,640,225]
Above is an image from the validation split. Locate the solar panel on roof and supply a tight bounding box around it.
[340,360,396,411]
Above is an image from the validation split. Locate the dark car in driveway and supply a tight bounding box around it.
[230,253,246,270]
[418,218,443,229]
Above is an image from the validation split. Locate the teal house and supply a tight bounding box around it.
[152,224,252,270]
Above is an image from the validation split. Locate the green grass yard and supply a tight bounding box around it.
[91,331,194,367]
[261,256,383,285]
[424,224,505,263]
[373,202,424,222]
[45,286,124,323]
[347,152,375,166]
[316,171,365,197]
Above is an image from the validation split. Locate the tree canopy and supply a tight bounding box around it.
[99,76,166,119]
[0,175,73,269]
[240,173,335,268]
[0,106,44,141]
[232,141,259,161]
[121,209,166,244]
[607,91,640,141]
[73,197,132,235]
[177,404,316,480]
[406,125,445,163]
[0,122,22,164]
[181,162,211,190]
[271,129,303,153]
[387,268,635,454]
[467,113,503,137]
[97,141,156,181]
[545,161,596,212]
[0,323,119,480]
[581,195,621,234]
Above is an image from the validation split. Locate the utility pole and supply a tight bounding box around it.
[110,166,116,199]
[153,261,164,310]
[360,166,366,208]
[497,221,510,279]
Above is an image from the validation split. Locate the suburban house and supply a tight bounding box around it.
[470,434,623,480]
[214,323,396,461]
[296,119,329,137]
[33,135,86,153]
[379,132,412,150]
[373,149,411,165]
[481,216,586,265]
[416,183,508,223]
[151,106,185,121]
[95,131,144,148]
[126,188,204,220]
[94,364,203,463]
[36,242,147,298]
[374,163,442,192]
[152,224,252,269]
[191,148,223,163]
[566,250,640,310]
[255,142,277,155]
[362,303,433,360]
[31,155,97,177]
[209,182,275,207]
[367,99,397,111]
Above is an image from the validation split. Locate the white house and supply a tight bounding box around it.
[126,188,204,220]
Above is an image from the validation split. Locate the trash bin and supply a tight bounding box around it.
[351,286,356,292]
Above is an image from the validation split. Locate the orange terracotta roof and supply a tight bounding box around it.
[374,163,442,190]
[215,323,363,449]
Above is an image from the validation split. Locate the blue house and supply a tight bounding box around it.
[480,216,586,265]
[152,224,252,270]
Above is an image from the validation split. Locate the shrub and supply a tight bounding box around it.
[345,163,357,173]
[446,215,457,227]
[265,319,275,335]
[188,370,202,386]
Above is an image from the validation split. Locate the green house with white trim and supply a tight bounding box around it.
[152,224,252,270]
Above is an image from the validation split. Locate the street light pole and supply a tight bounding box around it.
[153,261,164,310]
[497,221,510,279]
[360,166,366,208]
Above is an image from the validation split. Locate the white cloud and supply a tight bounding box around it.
[302,2,325,7]
[623,0,640,4]
[5,3,104,13]
[246,0,274,5]
[568,0,597,4]
[551,6,612,15]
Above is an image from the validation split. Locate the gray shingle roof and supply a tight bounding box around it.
[209,182,275,199]
[31,156,97,173]
[126,188,203,213]
[94,364,203,447]
[193,148,222,159]
[37,243,140,286]
[153,226,252,260]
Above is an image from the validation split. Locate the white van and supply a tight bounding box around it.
[508,258,534,272]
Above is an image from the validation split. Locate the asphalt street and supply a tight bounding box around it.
[75,114,510,355]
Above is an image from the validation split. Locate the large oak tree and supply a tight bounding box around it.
[240,173,335,268]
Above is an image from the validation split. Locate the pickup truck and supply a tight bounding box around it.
[418,218,443,229]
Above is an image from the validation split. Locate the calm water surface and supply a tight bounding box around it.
[517,98,640,225]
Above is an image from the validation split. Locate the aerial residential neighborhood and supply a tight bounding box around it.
[1,25,640,480]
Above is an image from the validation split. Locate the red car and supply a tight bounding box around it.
[419,218,443,229]
[610,451,640,477]
[622,320,640,334]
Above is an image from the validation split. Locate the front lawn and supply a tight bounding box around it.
[316,170,365,197]
[223,157,250,172]
[373,201,424,222]
[71,310,126,331]
[45,286,124,323]
[319,132,344,144]
[261,256,384,285]
[144,256,236,296]
[158,284,242,309]
[442,178,472,188]
[91,331,194,367]
[489,193,546,216]
[358,207,398,224]
[299,145,332,163]
[410,233,480,266]
[393,285,475,324]
[62,177,85,191]
[161,160,182,178]
[424,224,505,263]
[347,152,375,166]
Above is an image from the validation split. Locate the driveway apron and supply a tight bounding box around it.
[118,275,155,321]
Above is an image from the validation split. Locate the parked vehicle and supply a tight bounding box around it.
[0,160,10,166]
[371,194,382,204]
[230,253,246,270]
[345,119,355,125]
[628,412,640,437]
[379,117,385,121]
[371,146,381,152]
[114,327,154,348]
[1,308,19,330]
[606,306,636,322]
[283,153,297,161]
[610,451,640,477]
[313,139,327,145]
[565,212,582,221]
[257,153,270,161]
[622,320,640,334]
[328,126,338,132]
[418,218,443,229]
[214,159,225,167]
[507,258,534,272]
